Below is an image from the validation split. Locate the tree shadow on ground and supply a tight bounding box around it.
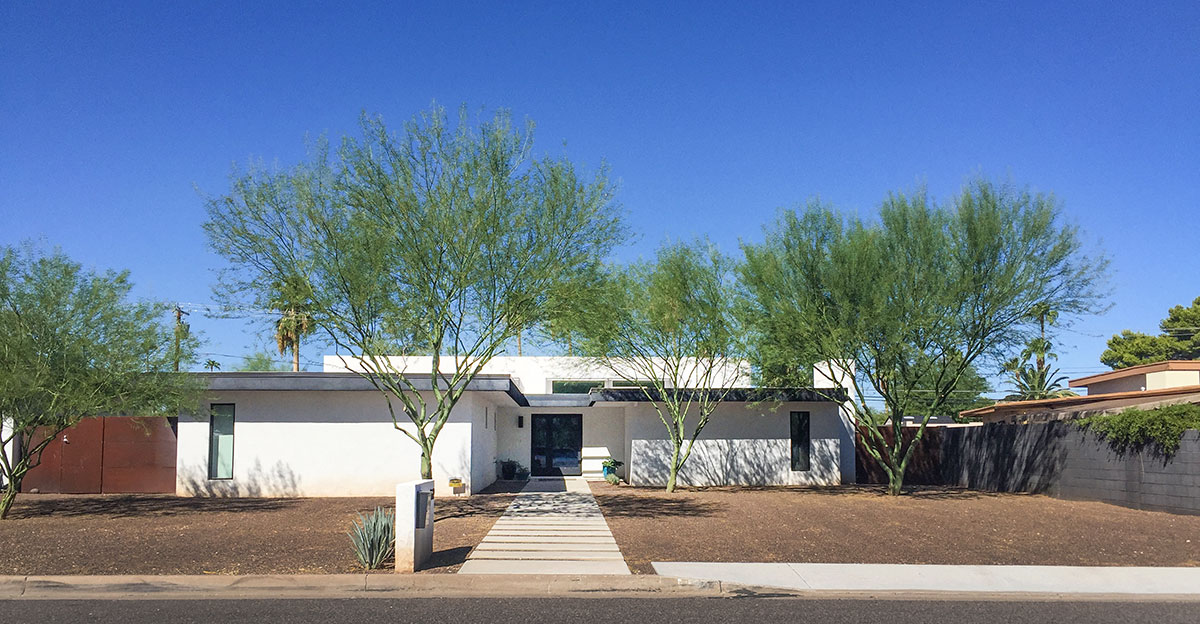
[7,494,297,519]
[794,484,1009,500]
[591,491,722,518]
[434,493,519,521]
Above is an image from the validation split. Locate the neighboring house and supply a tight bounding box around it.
[961,360,1200,423]
[174,356,856,497]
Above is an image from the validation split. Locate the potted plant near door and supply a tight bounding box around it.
[601,458,623,478]
[499,459,519,480]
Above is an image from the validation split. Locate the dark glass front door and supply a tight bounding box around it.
[530,414,583,476]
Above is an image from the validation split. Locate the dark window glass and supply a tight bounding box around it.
[790,411,810,471]
[551,380,604,394]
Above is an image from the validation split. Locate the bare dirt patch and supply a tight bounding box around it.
[590,483,1200,574]
[0,483,519,575]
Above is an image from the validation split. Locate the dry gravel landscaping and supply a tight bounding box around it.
[0,483,521,575]
[5,482,1199,576]
[589,482,1200,574]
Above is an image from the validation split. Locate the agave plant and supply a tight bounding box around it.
[347,506,396,570]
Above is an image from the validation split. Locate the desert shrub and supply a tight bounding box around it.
[605,472,620,485]
[348,506,395,569]
[1077,403,1200,456]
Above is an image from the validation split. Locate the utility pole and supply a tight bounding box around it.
[173,305,190,372]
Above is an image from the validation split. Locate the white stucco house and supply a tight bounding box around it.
[176,356,855,497]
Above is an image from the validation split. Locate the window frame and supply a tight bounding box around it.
[790,410,811,472]
[208,403,236,480]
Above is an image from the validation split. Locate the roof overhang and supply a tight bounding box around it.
[200,372,530,407]
[197,373,846,409]
[1070,360,1200,388]
[960,384,1200,423]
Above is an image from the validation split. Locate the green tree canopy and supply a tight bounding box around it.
[568,239,745,492]
[204,104,626,480]
[1101,297,1200,369]
[236,351,290,371]
[0,244,203,519]
[741,179,1107,495]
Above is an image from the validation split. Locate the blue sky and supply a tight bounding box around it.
[2,2,1198,388]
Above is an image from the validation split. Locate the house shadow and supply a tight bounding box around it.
[7,494,296,519]
[421,546,475,572]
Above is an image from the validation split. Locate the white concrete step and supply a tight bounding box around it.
[481,535,618,544]
[459,559,631,575]
[473,542,620,552]
[467,551,625,560]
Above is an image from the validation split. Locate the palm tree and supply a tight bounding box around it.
[269,279,315,372]
[204,359,221,372]
[274,306,313,372]
[1002,331,1076,400]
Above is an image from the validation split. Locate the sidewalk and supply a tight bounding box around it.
[652,562,1200,597]
[5,566,1200,601]
[0,574,715,600]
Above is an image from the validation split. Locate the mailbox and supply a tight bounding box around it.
[395,479,435,572]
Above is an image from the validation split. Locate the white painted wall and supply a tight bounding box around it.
[175,390,491,497]
[324,355,751,394]
[624,401,845,487]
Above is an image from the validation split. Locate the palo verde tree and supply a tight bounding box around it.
[205,104,626,480]
[0,244,203,519]
[741,179,1107,495]
[569,239,745,493]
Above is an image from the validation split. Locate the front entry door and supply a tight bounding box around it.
[530,414,583,477]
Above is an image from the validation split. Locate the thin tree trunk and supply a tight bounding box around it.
[420,446,433,480]
[665,445,680,493]
[0,483,17,520]
[292,339,300,372]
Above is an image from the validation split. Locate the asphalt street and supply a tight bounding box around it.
[1,597,1196,623]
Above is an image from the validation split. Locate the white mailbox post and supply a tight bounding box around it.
[395,479,435,572]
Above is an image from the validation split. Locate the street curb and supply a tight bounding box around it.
[4,574,1200,602]
[0,574,729,600]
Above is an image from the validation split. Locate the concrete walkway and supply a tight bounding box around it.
[652,562,1200,596]
[458,477,630,575]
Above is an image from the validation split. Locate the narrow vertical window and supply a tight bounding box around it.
[790,411,810,471]
[209,404,235,480]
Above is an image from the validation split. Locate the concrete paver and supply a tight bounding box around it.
[459,477,630,575]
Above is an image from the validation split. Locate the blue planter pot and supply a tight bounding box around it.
[602,466,614,477]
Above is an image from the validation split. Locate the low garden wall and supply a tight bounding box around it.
[857,423,1200,515]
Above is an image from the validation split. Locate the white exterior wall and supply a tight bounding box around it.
[176,390,492,497]
[625,401,845,487]
[324,355,750,394]
[469,394,499,490]
[1148,370,1200,390]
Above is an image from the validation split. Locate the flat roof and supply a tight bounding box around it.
[198,372,845,408]
[960,384,1200,421]
[1070,360,1200,387]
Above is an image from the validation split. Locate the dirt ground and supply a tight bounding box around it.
[0,482,520,575]
[589,483,1200,574]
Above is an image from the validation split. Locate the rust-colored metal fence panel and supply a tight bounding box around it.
[20,417,177,494]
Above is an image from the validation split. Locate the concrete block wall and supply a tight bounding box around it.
[935,424,1200,515]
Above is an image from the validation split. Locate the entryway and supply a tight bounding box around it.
[458,477,630,574]
[530,414,583,477]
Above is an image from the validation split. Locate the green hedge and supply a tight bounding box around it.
[1077,403,1200,456]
